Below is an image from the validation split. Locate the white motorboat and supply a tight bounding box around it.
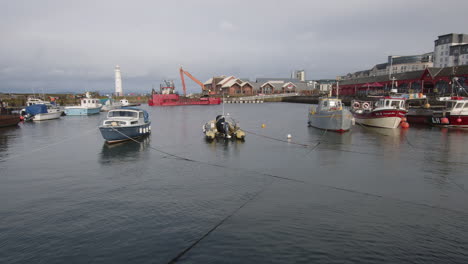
[308,97,353,132]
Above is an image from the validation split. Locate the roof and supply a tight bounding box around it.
[222,78,241,88]
[240,81,253,87]
[218,76,235,86]
[203,77,213,85]
[256,77,301,83]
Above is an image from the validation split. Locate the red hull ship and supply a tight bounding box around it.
[148,67,221,107]
[148,93,221,106]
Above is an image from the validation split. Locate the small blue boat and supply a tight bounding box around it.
[65,94,102,116]
[99,108,151,143]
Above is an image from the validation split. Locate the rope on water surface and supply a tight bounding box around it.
[166,180,275,264]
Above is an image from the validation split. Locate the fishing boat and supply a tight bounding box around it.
[64,92,102,115]
[431,96,468,128]
[308,97,353,132]
[21,103,63,121]
[99,108,151,143]
[351,97,407,128]
[203,115,245,140]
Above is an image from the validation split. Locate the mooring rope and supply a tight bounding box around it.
[108,127,305,183]
[166,180,275,264]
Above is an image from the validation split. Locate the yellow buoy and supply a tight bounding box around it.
[261,124,266,128]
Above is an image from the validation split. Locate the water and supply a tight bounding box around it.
[1,103,468,263]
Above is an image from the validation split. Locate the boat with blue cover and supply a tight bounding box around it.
[99,108,151,143]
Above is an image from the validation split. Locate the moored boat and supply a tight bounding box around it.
[64,93,102,116]
[101,98,123,112]
[203,115,245,140]
[308,97,353,132]
[0,101,20,128]
[351,97,407,128]
[99,108,151,143]
[21,103,63,121]
[431,96,468,128]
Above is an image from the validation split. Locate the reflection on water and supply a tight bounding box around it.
[203,137,245,159]
[99,136,151,165]
[0,126,21,161]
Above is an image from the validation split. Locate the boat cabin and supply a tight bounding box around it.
[81,98,101,108]
[102,108,149,126]
[445,97,468,114]
[120,99,129,106]
[318,98,343,112]
[375,97,406,110]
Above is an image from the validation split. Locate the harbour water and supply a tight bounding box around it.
[1,103,468,263]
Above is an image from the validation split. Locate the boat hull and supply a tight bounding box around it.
[0,115,20,128]
[353,109,407,128]
[308,109,353,132]
[431,114,468,128]
[64,107,101,116]
[148,94,221,106]
[32,111,63,121]
[99,122,151,143]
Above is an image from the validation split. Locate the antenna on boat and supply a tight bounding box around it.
[222,91,225,116]
[336,80,339,99]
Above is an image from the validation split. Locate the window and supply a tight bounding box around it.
[455,103,463,109]
[391,101,400,108]
[139,112,143,118]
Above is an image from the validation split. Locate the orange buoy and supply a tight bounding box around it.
[401,117,407,122]
[441,117,449,124]
[19,116,24,121]
[457,118,462,123]
[400,121,410,128]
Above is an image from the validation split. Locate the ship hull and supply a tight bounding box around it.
[148,94,221,106]
[64,107,101,116]
[353,109,407,128]
[99,123,151,143]
[308,109,353,132]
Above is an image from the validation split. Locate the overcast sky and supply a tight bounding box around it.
[1,0,467,94]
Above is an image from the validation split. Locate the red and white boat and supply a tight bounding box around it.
[351,97,407,128]
[431,96,468,128]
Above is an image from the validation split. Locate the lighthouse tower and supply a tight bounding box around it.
[115,65,123,96]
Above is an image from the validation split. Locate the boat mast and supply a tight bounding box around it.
[336,80,339,99]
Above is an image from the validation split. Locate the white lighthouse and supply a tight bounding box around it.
[115,65,123,96]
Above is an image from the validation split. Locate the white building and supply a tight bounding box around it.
[115,65,123,96]
[434,33,468,67]
[291,70,306,81]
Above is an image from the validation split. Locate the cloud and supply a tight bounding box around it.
[0,0,468,93]
[219,20,239,32]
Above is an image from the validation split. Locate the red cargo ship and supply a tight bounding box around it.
[148,68,221,106]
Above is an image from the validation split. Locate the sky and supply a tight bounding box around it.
[1,0,468,94]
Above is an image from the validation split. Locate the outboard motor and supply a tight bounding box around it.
[215,115,225,133]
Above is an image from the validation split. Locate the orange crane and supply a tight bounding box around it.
[179,67,206,97]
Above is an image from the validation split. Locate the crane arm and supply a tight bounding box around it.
[179,67,205,96]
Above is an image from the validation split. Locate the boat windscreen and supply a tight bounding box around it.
[108,111,137,118]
